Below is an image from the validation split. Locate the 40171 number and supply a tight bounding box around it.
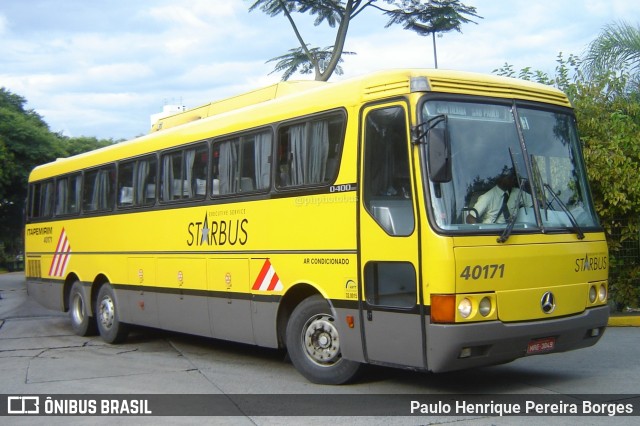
[460,264,505,280]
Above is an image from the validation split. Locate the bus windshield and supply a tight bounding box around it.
[423,99,600,234]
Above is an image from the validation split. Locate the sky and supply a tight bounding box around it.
[1,0,638,140]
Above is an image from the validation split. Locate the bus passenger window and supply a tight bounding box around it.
[54,178,66,215]
[55,174,82,215]
[137,156,157,205]
[29,180,54,219]
[161,151,183,201]
[115,157,157,208]
[83,166,115,212]
[161,144,208,201]
[212,139,240,195]
[276,114,344,188]
[117,161,135,206]
[212,130,271,196]
[190,145,208,199]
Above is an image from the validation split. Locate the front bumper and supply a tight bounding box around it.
[426,305,609,372]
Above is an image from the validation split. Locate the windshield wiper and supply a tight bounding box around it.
[497,175,528,243]
[497,148,528,244]
[412,114,446,144]
[543,183,585,240]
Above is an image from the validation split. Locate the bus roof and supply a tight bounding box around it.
[29,69,571,182]
[150,80,326,133]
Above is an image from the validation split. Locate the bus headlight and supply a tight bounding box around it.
[479,297,492,316]
[599,284,607,302]
[589,286,597,303]
[458,298,472,318]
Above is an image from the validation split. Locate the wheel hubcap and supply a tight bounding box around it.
[302,314,340,366]
[99,296,115,330]
[71,294,84,324]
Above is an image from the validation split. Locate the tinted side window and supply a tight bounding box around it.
[55,174,82,215]
[137,156,158,205]
[212,130,272,196]
[83,166,115,212]
[276,114,343,188]
[29,180,54,219]
[161,143,208,202]
[117,155,157,207]
[117,161,135,207]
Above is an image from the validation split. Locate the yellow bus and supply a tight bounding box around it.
[24,69,609,384]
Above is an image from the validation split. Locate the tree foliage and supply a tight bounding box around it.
[383,0,480,36]
[267,46,354,81]
[249,0,481,81]
[0,87,114,262]
[582,21,640,90]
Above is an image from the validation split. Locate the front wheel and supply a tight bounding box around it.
[96,283,129,344]
[286,295,361,384]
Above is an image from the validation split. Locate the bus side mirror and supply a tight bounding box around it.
[428,127,452,183]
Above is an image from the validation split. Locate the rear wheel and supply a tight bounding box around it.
[286,295,361,384]
[69,281,97,336]
[96,283,129,344]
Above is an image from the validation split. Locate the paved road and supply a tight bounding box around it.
[1,272,638,425]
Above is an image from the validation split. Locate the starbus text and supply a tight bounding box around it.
[187,218,249,247]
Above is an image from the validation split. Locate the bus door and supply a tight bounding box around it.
[358,103,424,368]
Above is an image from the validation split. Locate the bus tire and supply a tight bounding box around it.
[96,283,129,344]
[69,281,97,336]
[286,295,361,384]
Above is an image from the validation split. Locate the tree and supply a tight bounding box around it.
[0,88,115,265]
[384,0,481,69]
[249,0,481,81]
[60,136,114,157]
[0,88,62,261]
[582,21,640,89]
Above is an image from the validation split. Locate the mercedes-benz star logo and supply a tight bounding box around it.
[540,291,556,314]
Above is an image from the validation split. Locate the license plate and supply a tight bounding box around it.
[527,337,556,354]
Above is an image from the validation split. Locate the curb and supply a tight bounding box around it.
[608,315,640,327]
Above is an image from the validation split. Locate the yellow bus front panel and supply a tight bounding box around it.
[453,236,608,321]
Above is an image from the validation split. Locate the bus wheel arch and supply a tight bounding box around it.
[280,287,361,385]
[277,283,321,348]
